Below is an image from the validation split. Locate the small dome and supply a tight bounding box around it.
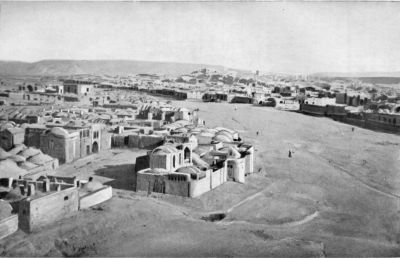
[8,155,26,163]
[18,147,41,159]
[152,144,178,155]
[176,166,201,175]
[83,181,104,192]
[50,127,70,138]
[0,159,27,178]
[28,153,53,165]
[213,134,232,143]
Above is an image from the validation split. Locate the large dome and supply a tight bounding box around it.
[213,130,234,143]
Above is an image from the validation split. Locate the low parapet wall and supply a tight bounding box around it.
[79,186,112,210]
[0,215,18,240]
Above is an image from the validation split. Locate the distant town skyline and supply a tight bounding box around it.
[1,2,400,74]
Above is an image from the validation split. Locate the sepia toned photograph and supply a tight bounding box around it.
[1,1,400,257]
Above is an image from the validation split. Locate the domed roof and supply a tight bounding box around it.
[152,144,178,155]
[213,131,234,143]
[176,166,201,175]
[83,181,104,192]
[191,153,210,169]
[50,127,70,138]
[213,134,233,143]
[0,159,27,178]
[8,144,27,155]
[199,131,215,137]
[28,153,53,165]
[214,127,236,134]
[18,147,41,159]
[179,107,190,112]
[8,155,26,163]
[172,127,188,134]
[0,148,12,161]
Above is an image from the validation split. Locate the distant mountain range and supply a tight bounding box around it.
[0,60,228,76]
[311,72,400,78]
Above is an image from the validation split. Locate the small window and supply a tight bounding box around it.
[64,196,69,201]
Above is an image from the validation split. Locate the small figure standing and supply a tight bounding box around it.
[352,127,355,132]
[256,131,259,136]
[288,150,292,158]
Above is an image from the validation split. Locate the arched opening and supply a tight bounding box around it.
[92,141,99,153]
[184,147,191,162]
[172,155,176,168]
[27,85,33,92]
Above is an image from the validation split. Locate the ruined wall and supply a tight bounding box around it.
[128,134,164,149]
[79,186,112,209]
[245,147,254,175]
[0,131,13,151]
[72,137,80,161]
[25,128,45,148]
[335,93,347,104]
[135,155,150,173]
[18,187,79,232]
[13,132,25,146]
[165,177,190,197]
[100,130,112,150]
[111,135,127,148]
[190,171,212,197]
[300,104,327,116]
[0,215,18,240]
[79,135,92,158]
[211,167,227,189]
[136,172,166,193]
[227,158,245,183]
[150,154,168,170]
[40,135,68,164]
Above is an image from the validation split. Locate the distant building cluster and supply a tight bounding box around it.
[2,65,400,242]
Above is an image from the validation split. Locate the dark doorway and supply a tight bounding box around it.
[27,85,33,92]
[184,147,191,162]
[92,141,99,153]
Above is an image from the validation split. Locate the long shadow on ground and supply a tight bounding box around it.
[94,164,136,191]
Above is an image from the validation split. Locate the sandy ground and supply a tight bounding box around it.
[2,100,400,256]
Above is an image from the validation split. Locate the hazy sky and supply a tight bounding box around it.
[0,2,400,73]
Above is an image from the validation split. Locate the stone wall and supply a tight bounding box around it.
[18,187,79,232]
